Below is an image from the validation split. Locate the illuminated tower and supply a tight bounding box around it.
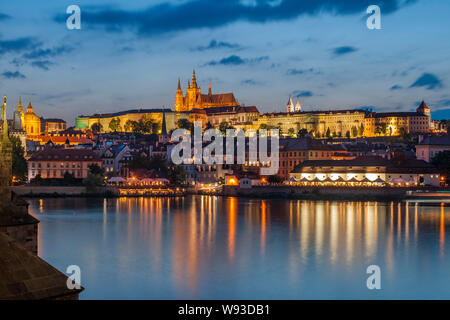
[13,97,25,131]
[295,97,302,112]
[174,78,185,112]
[286,96,294,113]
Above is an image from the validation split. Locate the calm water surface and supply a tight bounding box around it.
[28,196,450,299]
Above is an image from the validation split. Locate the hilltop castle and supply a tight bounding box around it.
[174,69,238,112]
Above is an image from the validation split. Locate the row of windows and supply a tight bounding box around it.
[31,162,83,169]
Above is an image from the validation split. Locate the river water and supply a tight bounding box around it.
[28,196,450,299]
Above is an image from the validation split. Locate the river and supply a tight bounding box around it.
[28,196,450,299]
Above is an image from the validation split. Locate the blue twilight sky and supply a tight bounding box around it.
[1,0,450,125]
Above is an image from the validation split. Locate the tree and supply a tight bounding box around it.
[91,122,103,133]
[345,131,351,139]
[151,122,160,134]
[88,163,104,176]
[169,166,186,186]
[219,121,235,135]
[84,164,105,191]
[10,135,27,182]
[297,128,308,138]
[288,128,295,137]
[177,119,193,131]
[432,150,450,184]
[326,127,331,138]
[358,123,365,136]
[63,172,76,185]
[109,118,121,132]
[205,122,213,130]
[30,174,43,185]
[124,120,134,132]
[351,126,358,137]
[268,175,283,184]
[83,173,105,191]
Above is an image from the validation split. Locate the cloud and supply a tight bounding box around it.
[194,40,241,51]
[410,73,443,90]
[0,13,11,21]
[23,45,73,59]
[31,60,53,71]
[286,68,320,75]
[390,85,402,91]
[2,70,25,79]
[292,90,313,98]
[332,46,358,57]
[54,0,414,37]
[0,37,41,55]
[205,55,268,66]
[241,79,264,85]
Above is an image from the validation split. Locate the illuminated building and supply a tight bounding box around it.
[27,149,102,181]
[75,108,186,133]
[416,135,450,162]
[174,69,238,112]
[23,98,41,137]
[289,157,440,186]
[278,138,351,179]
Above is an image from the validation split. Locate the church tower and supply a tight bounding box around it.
[174,78,185,112]
[295,97,302,112]
[286,96,294,113]
[13,97,25,131]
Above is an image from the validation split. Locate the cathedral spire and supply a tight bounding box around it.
[191,67,197,88]
[177,78,181,90]
[208,79,212,95]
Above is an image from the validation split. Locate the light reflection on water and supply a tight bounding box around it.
[28,196,450,299]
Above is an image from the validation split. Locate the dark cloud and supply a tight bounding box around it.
[410,73,443,90]
[286,68,320,75]
[2,71,25,79]
[0,13,11,21]
[390,85,402,91]
[54,0,414,37]
[241,79,264,86]
[332,46,358,57]
[292,90,313,98]
[23,45,73,59]
[31,60,53,71]
[194,40,241,51]
[0,37,41,55]
[205,55,268,66]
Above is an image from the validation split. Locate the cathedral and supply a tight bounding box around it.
[174,69,238,112]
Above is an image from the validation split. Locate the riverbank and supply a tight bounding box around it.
[221,185,450,201]
[13,185,450,201]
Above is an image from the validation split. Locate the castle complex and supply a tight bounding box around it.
[74,70,433,137]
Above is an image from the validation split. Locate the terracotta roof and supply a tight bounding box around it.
[418,135,450,146]
[0,232,83,300]
[28,148,102,162]
[201,93,237,105]
[43,118,66,123]
[204,105,259,115]
[39,136,94,145]
[373,112,425,118]
[279,138,346,152]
